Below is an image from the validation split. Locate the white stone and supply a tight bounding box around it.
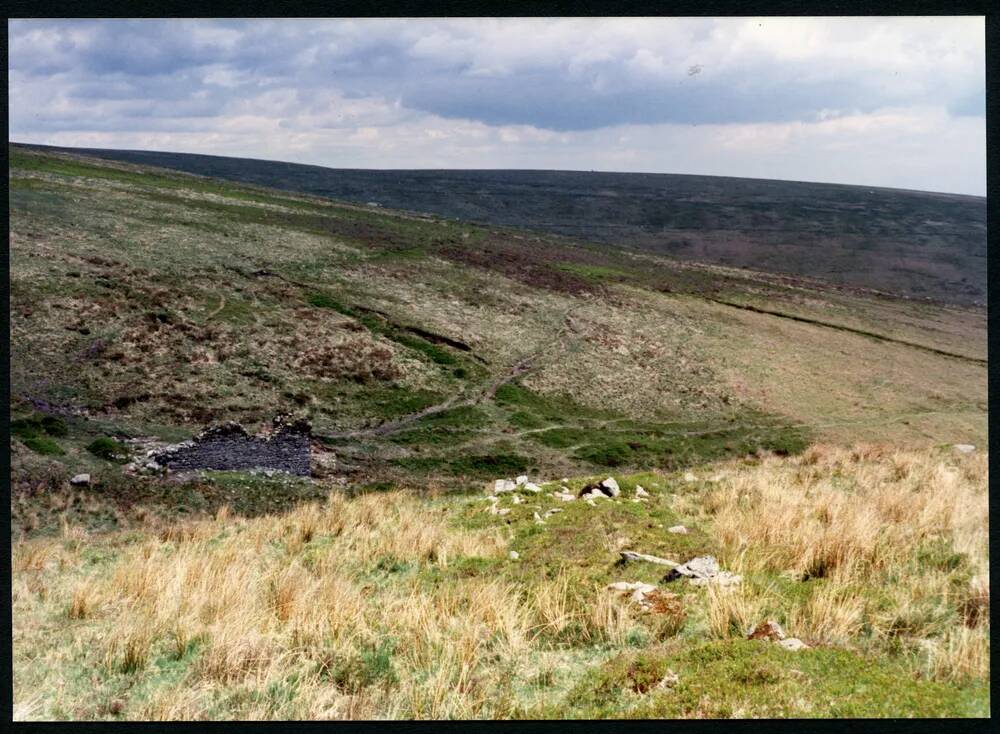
[494,479,517,493]
[543,508,563,519]
[778,638,809,651]
[509,551,520,560]
[523,482,543,493]
[599,477,621,496]
[70,473,91,487]
[635,485,649,498]
[658,670,680,689]
[515,475,529,486]
[683,471,696,482]
[533,512,545,525]
[497,508,511,516]
[667,525,689,534]
[512,494,524,504]
[954,444,976,454]
[584,497,596,506]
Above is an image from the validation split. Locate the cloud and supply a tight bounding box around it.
[7,17,986,195]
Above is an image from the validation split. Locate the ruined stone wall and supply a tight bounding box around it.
[152,420,311,476]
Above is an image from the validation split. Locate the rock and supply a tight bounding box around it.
[515,475,529,486]
[554,491,575,502]
[533,512,545,525]
[600,477,621,497]
[747,620,786,641]
[511,494,524,504]
[620,550,679,567]
[494,479,518,493]
[523,482,543,493]
[607,581,657,595]
[664,555,741,587]
[509,551,520,560]
[498,508,512,516]
[635,485,649,498]
[69,473,91,487]
[671,555,719,579]
[778,638,809,651]
[657,670,680,689]
[954,444,976,454]
[543,508,563,519]
[667,525,689,534]
[683,471,696,482]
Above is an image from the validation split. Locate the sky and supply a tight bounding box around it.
[8,17,987,195]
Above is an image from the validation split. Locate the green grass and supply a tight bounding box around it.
[535,640,989,718]
[87,438,131,463]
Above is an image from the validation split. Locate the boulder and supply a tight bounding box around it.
[663,555,741,587]
[747,620,786,641]
[600,477,621,496]
[69,473,91,487]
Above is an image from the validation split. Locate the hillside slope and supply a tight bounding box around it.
[17,143,988,305]
[9,145,986,514]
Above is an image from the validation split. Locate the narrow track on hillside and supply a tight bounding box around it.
[315,305,585,441]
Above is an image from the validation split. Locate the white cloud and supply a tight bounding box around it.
[7,17,986,195]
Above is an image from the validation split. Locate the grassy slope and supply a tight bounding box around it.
[9,147,989,720]
[20,143,987,305]
[9,146,986,509]
[12,446,988,719]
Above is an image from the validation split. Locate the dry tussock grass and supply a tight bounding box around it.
[700,444,988,679]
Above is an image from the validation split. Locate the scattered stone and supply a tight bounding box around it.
[511,494,524,504]
[543,508,563,519]
[152,417,311,476]
[533,512,545,525]
[554,490,576,502]
[667,525,689,534]
[509,551,520,560]
[664,555,742,587]
[635,485,649,498]
[747,620,786,642]
[498,508,512,516]
[683,471,696,482]
[620,550,679,567]
[657,670,680,689]
[515,475,529,486]
[954,444,976,454]
[69,473,91,487]
[494,479,517,494]
[523,482,543,493]
[778,638,809,651]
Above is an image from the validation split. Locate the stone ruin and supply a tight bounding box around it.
[150,417,312,476]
